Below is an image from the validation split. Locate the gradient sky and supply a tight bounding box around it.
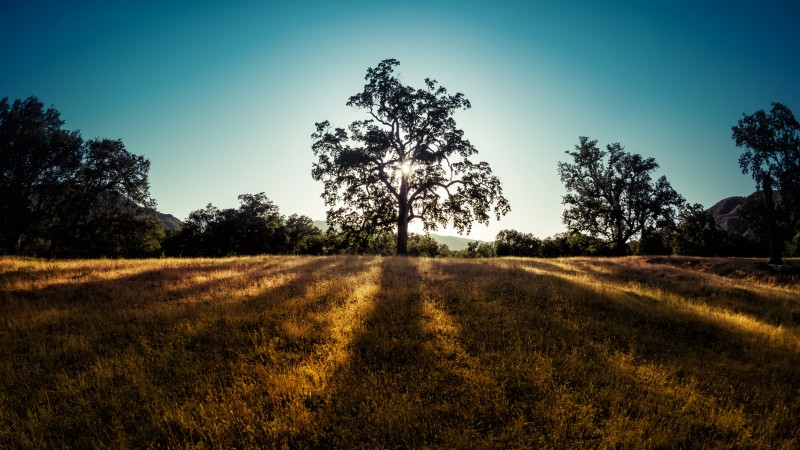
[2,1,799,241]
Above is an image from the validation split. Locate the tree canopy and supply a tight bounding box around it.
[162,193,323,257]
[732,102,800,264]
[0,96,160,257]
[495,229,542,257]
[311,59,509,254]
[557,136,684,253]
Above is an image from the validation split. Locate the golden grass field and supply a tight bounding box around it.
[1,255,799,448]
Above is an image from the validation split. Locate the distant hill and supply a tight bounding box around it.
[311,221,480,251]
[706,196,749,235]
[431,234,480,251]
[706,191,784,236]
[157,212,183,231]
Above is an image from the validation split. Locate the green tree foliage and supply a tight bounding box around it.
[407,233,451,257]
[734,194,799,257]
[636,228,674,256]
[283,214,324,255]
[732,102,800,264]
[311,59,509,255]
[557,137,684,254]
[495,229,542,257]
[0,96,160,257]
[464,240,496,258]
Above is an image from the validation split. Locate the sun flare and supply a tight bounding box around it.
[400,161,413,176]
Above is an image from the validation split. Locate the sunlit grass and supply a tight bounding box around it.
[1,255,798,447]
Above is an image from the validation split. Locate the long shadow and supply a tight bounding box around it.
[417,258,800,446]
[312,257,530,447]
[462,263,800,446]
[313,256,436,447]
[563,257,800,327]
[4,256,799,447]
[314,257,590,447]
[0,255,372,448]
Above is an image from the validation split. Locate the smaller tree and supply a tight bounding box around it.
[57,138,159,257]
[407,234,448,257]
[284,214,324,255]
[167,193,285,256]
[495,229,542,257]
[732,102,800,265]
[557,137,684,253]
[464,240,495,258]
[670,203,729,256]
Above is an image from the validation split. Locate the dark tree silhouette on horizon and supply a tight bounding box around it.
[557,136,684,254]
[311,59,509,255]
[732,102,800,265]
[0,96,160,257]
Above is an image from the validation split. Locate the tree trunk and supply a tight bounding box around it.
[397,213,408,255]
[396,175,409,255]
[761,174,784,265]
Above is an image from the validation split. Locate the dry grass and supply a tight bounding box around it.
[1,255,799,448]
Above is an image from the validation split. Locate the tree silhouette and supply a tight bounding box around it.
[732,102,800,265]
[0,97,82,253]
[0,96,159,256]
[170,193,286,256]
[671,203,729,257]
[557,136,684,254]
[311,59,509,255]
[283,214,323,255]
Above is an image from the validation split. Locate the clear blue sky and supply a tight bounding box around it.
[2,1,798,241]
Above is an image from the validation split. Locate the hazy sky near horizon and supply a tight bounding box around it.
[2,1,799,241]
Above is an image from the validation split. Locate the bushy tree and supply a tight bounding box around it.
[0,96,160,257]
[312,59,509,255]
[636,228,673,255]
[164,195,333,257]
[557,137,684,254]
[0,97,82,253]
[732,102,800,264]
[670,203,729,256]
[166,193,285,256]
[495,229,542,257]
[284,214,324,255]
[565,232,611,256]
[464,240,495,258]
[407,233,450,257]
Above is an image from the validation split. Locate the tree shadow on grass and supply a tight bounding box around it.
[312,257,436,447]
[3,256,799,448]
[470,258,800,446]
[0,255,375,448]
[312,257,800,447]
[561,257,800,327]
[314,257,606,447]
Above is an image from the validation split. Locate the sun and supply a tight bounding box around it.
[400,161,413,176]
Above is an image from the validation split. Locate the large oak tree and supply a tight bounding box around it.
[557,136,684,253]
[732,102,800,265]
[311,59,509,254]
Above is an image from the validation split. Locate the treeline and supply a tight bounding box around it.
[157,191,786,259]
[159,193,456,257]
[493,209,780,259]
[2,95,798,259]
